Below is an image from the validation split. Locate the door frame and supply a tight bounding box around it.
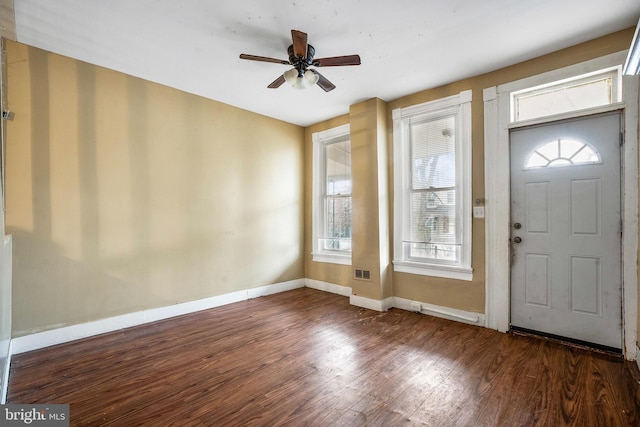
[483,51,639,359]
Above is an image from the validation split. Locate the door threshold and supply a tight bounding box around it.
[510,326,622,358]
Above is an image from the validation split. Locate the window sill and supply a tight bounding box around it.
[312,252,352,266]
[393,260,473,281]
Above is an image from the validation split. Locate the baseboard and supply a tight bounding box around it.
[393,297,485,326]
[304,278,352,297]
[8,279,487,356]
[0,235,12,404]
[1,341,10,404]
[348,294,485,326]
[349,294,394,312]
[10,279,305,355]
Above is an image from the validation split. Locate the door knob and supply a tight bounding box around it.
[513,236,522,243]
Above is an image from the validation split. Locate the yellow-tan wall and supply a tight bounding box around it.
[5,40,305,336]
[0,39,12,396]
[305,28,636,314]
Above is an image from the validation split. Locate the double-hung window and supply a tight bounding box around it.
[312,124,352,265]
[392,91,472,280]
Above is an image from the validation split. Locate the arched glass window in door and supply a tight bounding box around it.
[525,138,601,169]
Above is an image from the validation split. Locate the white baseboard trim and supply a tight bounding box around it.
[349,294,394,312]
[10,279,305,355]
[1,340,10,404]
[8,279,487,357]
[394,297,485,326]
[248,279,305,298]
[304,278,352,297]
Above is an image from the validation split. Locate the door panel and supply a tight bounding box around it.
[510,112,621,349]
[525,182,550,233]
[570,256,600,315]
[524,253,550,307]
[570,179,600,235]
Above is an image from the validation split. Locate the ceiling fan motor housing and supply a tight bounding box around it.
[288,44,315,75]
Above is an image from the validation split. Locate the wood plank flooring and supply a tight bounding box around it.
[7,288,640,426]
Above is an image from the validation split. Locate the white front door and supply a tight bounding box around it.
[509,112,622,350]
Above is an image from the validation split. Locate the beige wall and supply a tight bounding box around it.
[5,40,305,336]
[306,28,636,314]
[1,39,11,400]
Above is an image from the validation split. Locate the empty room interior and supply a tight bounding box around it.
[3,1,640,425]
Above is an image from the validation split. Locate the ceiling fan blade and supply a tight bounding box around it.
[311,70,336,92]
[313,55,361,67]
[240,54,289,65]
[267,74,286,89]
[291,29,308,58]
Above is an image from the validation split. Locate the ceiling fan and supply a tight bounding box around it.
[239,29,361,92]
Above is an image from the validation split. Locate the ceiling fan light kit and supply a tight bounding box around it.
[240,30,361,92]
[283,68,320,89]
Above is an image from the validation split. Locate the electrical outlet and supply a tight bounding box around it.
[473,206,485,218]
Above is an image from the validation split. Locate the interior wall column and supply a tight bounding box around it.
[349,98,392,307]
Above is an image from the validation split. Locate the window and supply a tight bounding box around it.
[392,91,472,280]
[511,67,621,123]
[312,124,352,265]
[524,139,601,169]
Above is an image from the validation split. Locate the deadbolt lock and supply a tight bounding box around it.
[513,222,522,229]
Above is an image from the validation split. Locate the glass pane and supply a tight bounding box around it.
[411,115,456,190]
[536,139,559,160]
[409,189,458,262]
[323,196,352,251]
[326,140,351,195]
[560,139,584,159]
[526,152,549,168]
[571,145,599,163]
[514,76,613,122]
[406,242,459,262]
[548,158,572,166]
[525,139,601,169]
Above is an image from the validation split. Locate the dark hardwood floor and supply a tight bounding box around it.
[8,288,640,426]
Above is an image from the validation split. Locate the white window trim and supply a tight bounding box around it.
[312,124,352,266]
[483,51,639,360]
[392,90,473,281]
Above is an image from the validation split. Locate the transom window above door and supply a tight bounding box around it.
[524,138,601,169]
[510,66,621,123]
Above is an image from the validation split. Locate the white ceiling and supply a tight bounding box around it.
[6,0,640,126]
